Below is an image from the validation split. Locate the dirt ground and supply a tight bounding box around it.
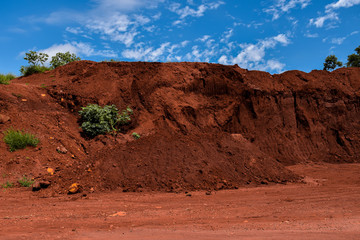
[1,162,359,240]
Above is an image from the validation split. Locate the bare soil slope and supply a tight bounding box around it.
[0,61,359,193]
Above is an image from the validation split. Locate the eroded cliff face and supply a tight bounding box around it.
[1,61,359,192]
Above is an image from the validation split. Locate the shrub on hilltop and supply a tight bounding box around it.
[20,51,51,76]
[323,55,342,71]
[20,50,81,76]
[0,73,16,85]
[50,51,81,69]
[347,45,360,67]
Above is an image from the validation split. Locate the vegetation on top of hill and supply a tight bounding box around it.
[0,73,16,84]
[323,55,343,71]
[50,52,81,69]
[323,45,360,71]
[347,46,360,67]
[20,51,81,76]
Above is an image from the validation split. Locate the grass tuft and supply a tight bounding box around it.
[3,128,39,152]
[0,73,16,85]
[18,176,34,187]
[20,65,51,77]
[1,181,13,188]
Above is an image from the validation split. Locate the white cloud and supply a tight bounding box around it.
[310,0,360,28]
[220,28,233,43]
[331,37,346,44]
[91,0,164,12]
[65,27,83,35]
[39,41,118,59]
[169,1,224,24]
[304,32,319,38]
[309,11,339,28]
[122,42,174,61]
[326,0,360,10]
[218,34,290,73]
[264,0,311,20]
[325,31,360,45]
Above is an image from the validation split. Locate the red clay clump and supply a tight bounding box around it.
[1,61,359,194]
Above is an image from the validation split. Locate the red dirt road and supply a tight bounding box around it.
[1,162,360,240]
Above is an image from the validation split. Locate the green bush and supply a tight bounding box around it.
[132,132,141,139]
[20,51,50,76]
[3,128,40,152]
[50,52,81,69]
[18,176,34,187]
[20,65,51,76]
[79,104,133,138]
[0,73,16,85]
[323,55,342,71]
[1,181,13,188]
[347,46,360,67]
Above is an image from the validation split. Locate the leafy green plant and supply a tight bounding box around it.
[24,51,48,66]
[50,52,81,69]
[132,132,141,139]
[20,65,51,77]
[18,176,34,187]
[0,73,16,85]
[20,51,51,76]
[323,55,342,71]
[347,45,360,67]
[1,181,13,188]
[3,128,39,152]
[79,104,133,137]
[40,84,47,88]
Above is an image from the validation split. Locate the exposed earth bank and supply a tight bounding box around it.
[0,61,359,193]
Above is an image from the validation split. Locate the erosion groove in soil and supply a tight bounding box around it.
[0,61,359,193]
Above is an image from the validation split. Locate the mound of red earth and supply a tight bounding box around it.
[0,61,359,194]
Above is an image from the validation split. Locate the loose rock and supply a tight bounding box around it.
[0,114,10,124]
[56,146,68,154]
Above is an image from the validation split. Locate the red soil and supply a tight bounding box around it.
[0,61,359,194]
[1,163,360,239]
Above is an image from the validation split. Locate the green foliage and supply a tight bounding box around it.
[3,128,39,152]
[18,176,34,187]
[24,51,48,66]
[79,104,133,138]
[0,73,16,85]
[132,132,141,139]
[1,181,13,188]
[323,55,343,71]
[118,107,133,125]
[20,65,51,77]
[346,46,360,67]
[50,51,81,69]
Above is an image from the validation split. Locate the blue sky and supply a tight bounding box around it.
[0,0,359,75]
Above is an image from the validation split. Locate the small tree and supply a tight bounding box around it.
[346,46,360,67]
[323,55,343,71]
[24,51,49,66]
[20,51,51,76]
[50,52,81,69]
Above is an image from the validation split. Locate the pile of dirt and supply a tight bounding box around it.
[0,61,359,194]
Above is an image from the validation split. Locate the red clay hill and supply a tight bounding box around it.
[0,61,359,194]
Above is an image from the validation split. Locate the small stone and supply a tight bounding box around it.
[68,183,80,194]
[0,114,10,124]
[39,181,51,188]
[56,146,68,154]
[205,191,212,195]
[186,193,192,197]
[32,182,41,191]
